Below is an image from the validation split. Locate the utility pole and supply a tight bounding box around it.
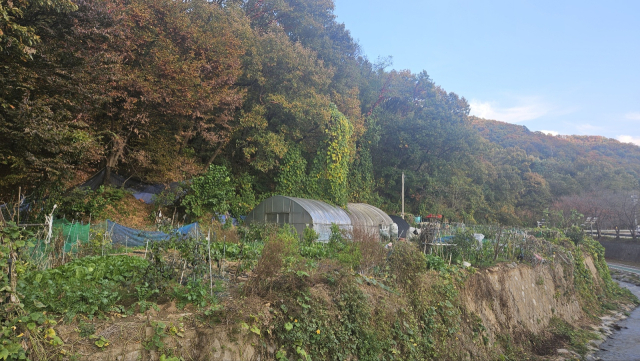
[401,172,405,219]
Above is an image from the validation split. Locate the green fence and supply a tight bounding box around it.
[52,219,91,252]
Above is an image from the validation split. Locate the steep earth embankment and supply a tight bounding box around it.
[59,242,633,361]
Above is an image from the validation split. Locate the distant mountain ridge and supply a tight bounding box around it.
[470,116,640,174]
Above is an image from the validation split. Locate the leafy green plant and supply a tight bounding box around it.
[0,222,64,360]
[145,321,167,351]
[302,227,319,246]
[18,255,148,318]
[58,186,127,219]
[182,165,235,217]
[77,321,95,338]
[564,225,584,245]
[173,280,213,309]
[136,282,160,313]
[90,335,109,349]
[425,254,446,271]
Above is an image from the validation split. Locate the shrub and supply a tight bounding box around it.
[248,225,300,295]
[425,254,446,271]
[564,225,584,245]
[352,226,385,274]
[58,186,127,219]
[302,227,319,246]
[182,165,235,218]
[388,242,427,287]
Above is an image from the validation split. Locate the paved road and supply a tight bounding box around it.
[607,262,640,276]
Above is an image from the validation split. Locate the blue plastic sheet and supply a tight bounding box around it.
[132,192,155,204]
[107,220,200,247]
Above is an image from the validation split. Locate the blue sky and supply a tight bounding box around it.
[333,0,640,146]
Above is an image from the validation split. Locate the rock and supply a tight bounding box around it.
[462,261,471,268]
[120,351,141,361]
[590,338,604,348]
[557,348,571,354]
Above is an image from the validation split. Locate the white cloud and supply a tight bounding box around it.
[469,97,550,123]
[625,112,640,120]
[540,130,559,136]
[617,135,640,146]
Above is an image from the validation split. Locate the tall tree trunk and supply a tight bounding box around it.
[103,134,129,186]
[205,144,224,169]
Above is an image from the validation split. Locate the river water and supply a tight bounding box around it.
[594,281,640,361]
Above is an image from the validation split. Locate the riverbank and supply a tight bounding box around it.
[53,237,635,360]
[593,280,640,361]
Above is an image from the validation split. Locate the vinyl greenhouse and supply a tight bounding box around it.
[244,195,395,241]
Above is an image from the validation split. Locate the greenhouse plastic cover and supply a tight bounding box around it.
[285,197,351,226]
[107,220,200,247]
[346,203,393,228]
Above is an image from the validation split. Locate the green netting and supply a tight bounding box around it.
[53,219,91,252]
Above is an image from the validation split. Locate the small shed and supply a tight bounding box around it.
[244,195,351,241]
[347,203,394,237]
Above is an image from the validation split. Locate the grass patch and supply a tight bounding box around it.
[547,317,599,356]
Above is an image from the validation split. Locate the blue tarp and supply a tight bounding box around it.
[79,168,185,204]
[107,220,200,247]
[133,192,155,204]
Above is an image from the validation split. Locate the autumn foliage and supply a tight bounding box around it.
[1,0,639,226]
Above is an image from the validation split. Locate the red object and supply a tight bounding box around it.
[426,214,442,219]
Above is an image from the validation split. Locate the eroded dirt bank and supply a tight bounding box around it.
[60,242,635,361]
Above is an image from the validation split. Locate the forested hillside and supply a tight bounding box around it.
[2,0,639,226]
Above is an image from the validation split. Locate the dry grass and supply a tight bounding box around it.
[350,226,386,275]
[245,228,302,297]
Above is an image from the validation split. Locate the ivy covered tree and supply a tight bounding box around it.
[308,104,353,206]
[182,165,235,218]
[276,146,309,198]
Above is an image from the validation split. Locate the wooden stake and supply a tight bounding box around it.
[208,230,213,297]
[179,260,187,285]
[17,187,21,225]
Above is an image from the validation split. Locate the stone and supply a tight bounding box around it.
[589,339,604,348]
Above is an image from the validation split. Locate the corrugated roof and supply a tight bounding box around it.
[347,203,393,228]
